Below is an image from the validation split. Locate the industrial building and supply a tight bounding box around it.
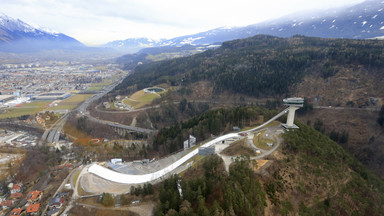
[0,95,16,103]
[31,92,71,100]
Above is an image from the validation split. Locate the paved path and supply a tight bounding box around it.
[61,165,85,215]
[216,125,284,172]
[314,105,380,111]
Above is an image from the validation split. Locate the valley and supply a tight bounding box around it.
[1,1,384,215]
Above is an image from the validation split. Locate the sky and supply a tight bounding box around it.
[1,0,364,46]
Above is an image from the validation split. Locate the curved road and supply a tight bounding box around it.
[40,74,155,144]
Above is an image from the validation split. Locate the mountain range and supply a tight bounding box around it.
[0,12,83,52]
[105,0,384,52]
[2,0,384,53]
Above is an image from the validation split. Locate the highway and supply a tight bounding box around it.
[40,77,125,145]
[86,114,155,134]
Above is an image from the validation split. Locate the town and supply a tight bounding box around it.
[0,61,123,109]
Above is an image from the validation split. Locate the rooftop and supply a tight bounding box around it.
[27,203,40,213]
[27,190,42,201]
[0,95,15,101]
[10,208,22,216]
[283,97,304,106]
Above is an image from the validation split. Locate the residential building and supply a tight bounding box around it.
[35,116,45,126]
[26,191,43,203]
[26,203,40,215]
[56,192,69,198]
[9,193,22,199]
[0,200,14,210]
[48,197,63,208]
[10,208,22,216]
[10,183,22,194]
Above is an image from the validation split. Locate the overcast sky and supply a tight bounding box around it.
[1,0,364,45]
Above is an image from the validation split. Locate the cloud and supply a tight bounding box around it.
[0,0,365,45]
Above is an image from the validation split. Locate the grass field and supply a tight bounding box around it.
[87,82,110,91]
[221,138,256,156]
[122,89,162,109]
[253,130,275,150]
[47,94,92,111]
[0,101,52,119]
[72,168,81,187]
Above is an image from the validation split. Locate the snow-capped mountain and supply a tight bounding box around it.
[104,37,164,53]
[0,13,83,52]
[105,0,384,53]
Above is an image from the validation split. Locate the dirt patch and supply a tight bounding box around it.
[69,205,138,216]
[254,159,269,171]
[128,202,155,216]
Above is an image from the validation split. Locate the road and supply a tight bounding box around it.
[41,164,76,216]
[61,165,85,216]
[313,105,379,111]
[85,114,155,134]
[40,77,126,145]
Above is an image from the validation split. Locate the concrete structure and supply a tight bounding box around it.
[87,98,301,185]
[0,95,16,103]
[88,133,240,184]
[144,87,165,94]
[198,146,215,156]
[32,91,71,100]
[183,135,197,150]
[282,97,304,129]
[111,158,122,164]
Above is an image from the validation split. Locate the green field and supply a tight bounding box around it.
[87,82,110,91]
[0,101,52,119]
[86,73,124,91]
[122,89,163,109]
[253,130,275,150]
[47,94,92,111]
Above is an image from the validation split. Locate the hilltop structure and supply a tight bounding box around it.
[282,97,304,129]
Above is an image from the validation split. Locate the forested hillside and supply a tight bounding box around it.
[154,122,384,215]
[153,106,277,154]
[115,35,384,99]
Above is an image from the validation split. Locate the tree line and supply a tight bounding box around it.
[154,155,266,216]
[114,35,384,97]
[153,106,277,154]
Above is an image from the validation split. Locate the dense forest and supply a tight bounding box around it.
[154,122,384,215]
[115,35,384,97]
[155,156,265,216]
[153,105,277,153]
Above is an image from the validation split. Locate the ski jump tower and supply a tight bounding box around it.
[282,97,304,129]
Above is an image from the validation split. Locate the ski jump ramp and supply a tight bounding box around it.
[88,133,240,184]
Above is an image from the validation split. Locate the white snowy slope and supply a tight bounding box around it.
[88,133,240,184]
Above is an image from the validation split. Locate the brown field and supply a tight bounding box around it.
[221,139,256,156]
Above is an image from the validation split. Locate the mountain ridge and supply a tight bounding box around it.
[0,12,84,52]
[105,0,384,52]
